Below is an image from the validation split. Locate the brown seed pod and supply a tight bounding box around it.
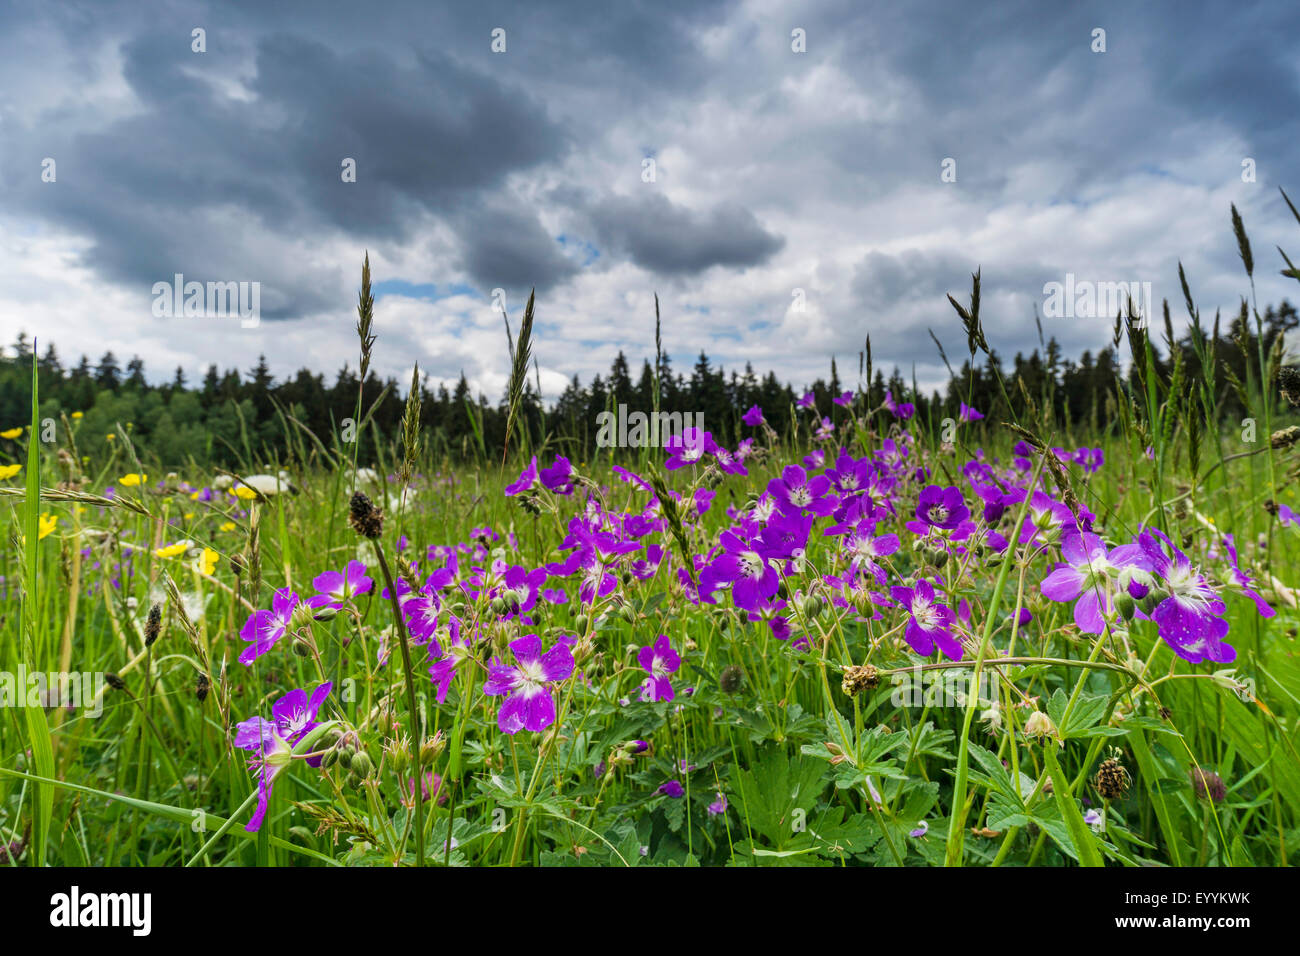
[348,492,384,539]
[840,664,879,697]
[1279,366,1300,409]
[1094,751,1131,801]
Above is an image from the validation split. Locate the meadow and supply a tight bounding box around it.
[2,215,1299,869]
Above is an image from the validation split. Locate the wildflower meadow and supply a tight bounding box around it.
[3,196,1299,878]
[3,11,1300,939]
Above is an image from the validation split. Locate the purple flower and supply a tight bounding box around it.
[664,428,715,469]
[238,588,300,665]
[708,792,728,816]
[659,780,685,798]
[958,402,984,423]
[915,485,970,531]
[1219,534,1274,618]
[1139,530,1235,664]
[1074,447,1104,474]
[757,508,814,561]
[306,560,373,610]
[483,634,575,734]
[539,455,575,495]
[1039,532,1150,634]
[742,405,765,427]
[833,390,854,407]
[702,530,780,610]
[884,389,915,420]
[233,682,332,831]
[505,455,539,496]
[1278,504,1298,529]
[890,579,962,660]
[638,634,681,702]
[767,464,838,516]
[796,391,816,410]
[426,617,469,703]
[838,519,899,583]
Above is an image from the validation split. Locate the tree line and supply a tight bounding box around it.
[0,298,1293,470]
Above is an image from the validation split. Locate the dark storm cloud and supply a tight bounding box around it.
[1,23,575,307]
[587,193,784,275]
[0,0,1297,392]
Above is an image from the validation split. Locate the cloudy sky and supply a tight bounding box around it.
[1,0,1297,401]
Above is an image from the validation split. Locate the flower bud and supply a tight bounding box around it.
[419,732,446,766]
[384,737,411,775]
[1114,591,1136,621]
[349,751,374,777]
[1024,710,1058,742]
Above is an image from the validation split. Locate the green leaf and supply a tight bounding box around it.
[1042,745,1104,867]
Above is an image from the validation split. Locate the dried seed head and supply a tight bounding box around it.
[841,664,879,697]
[144,602,162,647]
[719,665,745,694]
[105,672,127,691]
[1190,768,1227,803]
[1270,426,1300,450]
[1280,366,1300,409]
[195,671,210,703]
[349,491,384,539]
[1094,754,1131,801]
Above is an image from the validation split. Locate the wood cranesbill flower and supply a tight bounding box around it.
[767,464,838,516]
[1138,529,1235,664]
[238,587,301,665]
[890,578,962,660]
[1217,534,1274,618]
[233,682,333,831]
[701,530,780,610]
[483,634,575,734]
[664,427,715,470]
[1038,532,1151,634]
[913,484,970,532]
[306,560,373,610]
[638,634,681,702]
[504,455,539,496]
[539,455,575,494]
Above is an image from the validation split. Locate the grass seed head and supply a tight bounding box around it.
[349,491,384,538]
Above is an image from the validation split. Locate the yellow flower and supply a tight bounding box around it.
[155,542,188,559]
[71,411,84,420]
[194,547,219,576]
[38,514,58,540]
[0,427,22,439]
[189,490,201,500]
[106,433,116,441]
[119,473,147,486]
[0,464,20,480]
[233,486,259,500]
[219,521,237,532]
